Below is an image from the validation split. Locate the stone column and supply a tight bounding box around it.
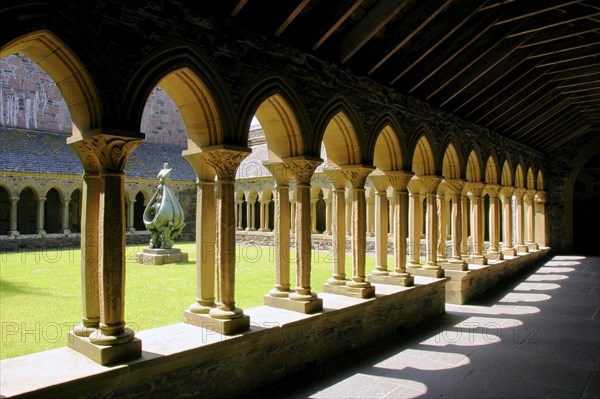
[62,198,72,234]
[258,192,271,232]
[345,195,352,236]
[525,190,538,250]
[181,151,217,318]
[366,191,375,237]
[485,185,503,260]
[9,196,19,235]
[263,162,292,301]
[468,183,488,264]
[36,196,46,235]
[311,198,318,233]
[368,171,414,286]
[408,189,421,267]
[66,133,143,364]
[202,146,252,332]
[282,156,323,312]
[388,191,396,238]
[534,191,547,247]
[126,197,134,232]
[368,174,390,276]
[461,194,469,256]
[246,194,257,231]
[290,195,296,234]
[437,192,447,261]
[235,196,244,230]
[500,187,516,256]
[323,193,332,235]
[421,176,443,274]
[326,175,348,286]
[514,188,528,253]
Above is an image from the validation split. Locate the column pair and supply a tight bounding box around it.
[513,188,529,253]
[484,185,503,260]
[183,145,252,333]
[323,165,376,298]
[524,190,539,251]
[67,132,143,365]
[367,171,414,286]
[499,186,516,256]
[465,183,487,265]
[439,180,467,271]
[264,157,323,313]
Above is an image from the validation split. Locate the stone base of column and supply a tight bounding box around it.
[515,244,529,253]
[526,242,539,251]
[487,251,504,261]
[263,295,323,314]
[502,247,516,257]
[409,267,445,278]
[183,310,250,335]
[367,274,414,287]
[136,248,189,265]
[323,283,376,298]
[468,254,488,265]
[440,260,468,271]
[257,228,270,232]
[67,331,142,365]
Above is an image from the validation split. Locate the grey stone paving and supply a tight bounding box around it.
[249,255,600,399]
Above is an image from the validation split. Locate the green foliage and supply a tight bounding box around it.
[0,242,380,359]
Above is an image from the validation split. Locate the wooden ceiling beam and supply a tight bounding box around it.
[311,0,364,50]
[519,20,599,48]
[526,108,583,147]
[543,118,591,151]
[527,39,600,59]
[494,0,584,25]
[511,97,573,140]
[507,6,600,37]
[275,0,311,37]
[502,90,567,133]
[339,0,413,64]
[230,0,248,17]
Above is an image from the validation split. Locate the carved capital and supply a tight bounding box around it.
[418,175,442,194]
[443,178,466,195]
[282,156,322,185]
[513,188,527,198]
[464,182,485,198]
[340,165,375,188]
[68,134,142,173]
[524,189,536,203]
[385,170,414,191]
[499,186,514,199]
[201,146,251,181]
[483,184,500,198]
[263,161,290,186]
[535,191,546,203]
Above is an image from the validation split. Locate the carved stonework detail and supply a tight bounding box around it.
[524,189,536,203]
[418,175,442,194]
[464,182,485,198]
[340,166,375,188]
[535,191,546,203]
[513,188,527,199]
[385,170,414,191]
[443,178,466,195]
[499,186,514,200]
[203,149,250,181]
[284,159,322,184]
[483,184,500,198]
[68,134,142,173]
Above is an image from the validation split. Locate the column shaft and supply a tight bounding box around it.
[393,190,409,274]
[451,194,462,259]
[425,193,438,267]
[10,196,18,233]
[271,184,291,296]
[374,191,389,274]
[461,196,469,255]
[329,188,346,284]
[37,196,46,233]
[472,196,482,255]
[437,194,446,260]
[408,193,421,265]
[62,199,71,231]
[324,197,332,235]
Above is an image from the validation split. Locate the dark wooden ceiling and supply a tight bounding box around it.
[203,0,599,153]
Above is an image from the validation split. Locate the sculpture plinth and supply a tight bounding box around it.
[136,163,188,265]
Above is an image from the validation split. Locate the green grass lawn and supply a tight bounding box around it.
[0,242,382,360]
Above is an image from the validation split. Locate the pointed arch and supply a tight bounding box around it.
[515,164,525,188]
[124,44,233,149]
[1,30,101,137]
[501,160,512,186]
[466,150,482,182]
[442,142,461,179]
[537,170,544,191]
[411,133,436,176]
[373,124,403,171]
[237,75,309,160]
[526,167,536,190]
[316,96,364,165]
[485,156,499,184]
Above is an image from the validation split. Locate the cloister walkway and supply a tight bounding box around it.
[251,255,600,399]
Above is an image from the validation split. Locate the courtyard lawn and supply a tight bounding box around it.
[0,242,380,360]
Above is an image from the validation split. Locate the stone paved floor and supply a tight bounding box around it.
[249,255,600,399]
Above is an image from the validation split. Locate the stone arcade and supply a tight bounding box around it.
[0,1,598,398]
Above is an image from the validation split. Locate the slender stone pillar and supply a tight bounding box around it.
[246,194,257,231]
[324,193,332,235]
[235,196,244,230]
[62,198,71,234]
[181,151,217,318]
[280,156,323,312]
[345,195,352,236]
[325,165,375,298]
[437,193,447,261]
[326,176,348,286]
[263,162,292,300]
[408,189,421,267]
[290,196,296,234]
[311,199,318,233]
[388,191,396,238]
[126,197,134,232]
[534,191,547,247]
[461,194,469,256]
[420,176,443,275]
[367,192,375,237]
[500,187,516,256]
[514,188,528,253]
[368,171,414,286]
[468,183,488,265]
[368,174,390,276]
[525,190,538,250]
[36,196,46,235]
[9,196,19,235]
[485,185,503,260]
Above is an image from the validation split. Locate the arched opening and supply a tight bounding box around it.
[44,188,62,233]
[412,135,435,176]
[322,112,361,166]
[485,156,498,185]
[501,160,512,187]
[373,124,403,172]
[466,150,481,183]
[17,187,37,234]
[0,186,10,235]
[134,191,146,231]
[442,143,460,179]
[573,154,600,255]
[315,188,326,233]
[69,189,81,233]
[526,167,536,190]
